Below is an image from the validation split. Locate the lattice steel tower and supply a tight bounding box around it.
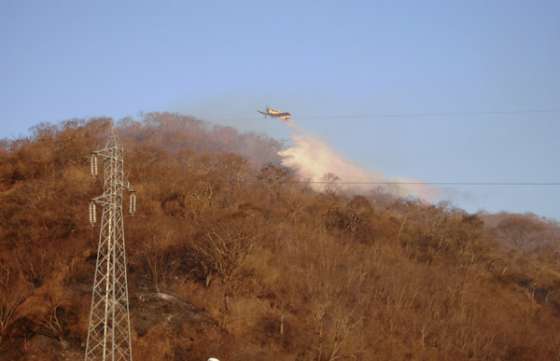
[85,128,137,361]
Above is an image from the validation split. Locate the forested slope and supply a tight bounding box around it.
[1,114,560,361]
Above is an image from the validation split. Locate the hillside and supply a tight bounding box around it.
[1,113,560,361]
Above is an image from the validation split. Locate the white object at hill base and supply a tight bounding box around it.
[208,358,220,361]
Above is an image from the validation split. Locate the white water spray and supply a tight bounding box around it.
[278,123,437,200]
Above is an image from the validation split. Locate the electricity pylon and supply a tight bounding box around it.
[85,128,137,361]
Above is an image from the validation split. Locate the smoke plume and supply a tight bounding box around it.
[278,123,437,201]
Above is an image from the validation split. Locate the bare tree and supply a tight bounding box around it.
[0,263,29,345]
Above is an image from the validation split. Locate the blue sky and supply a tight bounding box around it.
[1,1,559,218]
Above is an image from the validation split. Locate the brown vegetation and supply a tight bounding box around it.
[1,113,560,360]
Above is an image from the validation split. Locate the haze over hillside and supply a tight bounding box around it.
[3,2,559,219]
[1,114,560,360]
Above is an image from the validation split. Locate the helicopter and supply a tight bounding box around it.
[257,107,292,122]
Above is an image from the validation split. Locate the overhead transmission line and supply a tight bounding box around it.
[213,108,560,121]
[298,109,560,120]
[286,181,560,186]
[194,108,560,188]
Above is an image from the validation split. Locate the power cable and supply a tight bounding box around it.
[286,181,560,186]
[298,109,560,120]
[213,108,560,121]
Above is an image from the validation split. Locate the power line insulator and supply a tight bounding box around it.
[129,192,136,215]
[90,155,98,177]
[89,202,97,225]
